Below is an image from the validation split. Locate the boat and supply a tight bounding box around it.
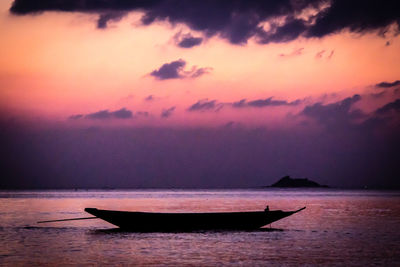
[84,206,305,232]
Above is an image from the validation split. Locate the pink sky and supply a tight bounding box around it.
[0,0,399,127]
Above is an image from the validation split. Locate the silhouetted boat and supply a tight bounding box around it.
[84,207,305,231]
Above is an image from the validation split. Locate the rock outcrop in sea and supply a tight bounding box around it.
[269,176,328,188]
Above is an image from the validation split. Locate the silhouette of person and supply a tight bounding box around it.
[265,205,269,212]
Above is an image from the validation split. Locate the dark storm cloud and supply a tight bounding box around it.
[258,17,308,44]
[9,0,160,14]
[232,97,301,108]
[97,11,126,29]
[376,80,400,88]
[375,99,400,114]
[187,99,223,112]
[306,0,400,38]
[10,0,400,44]
[76,108,133,120]
[161,106,175,118]
[150,59,211,80]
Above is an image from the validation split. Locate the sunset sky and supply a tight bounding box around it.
[1,0,399,189]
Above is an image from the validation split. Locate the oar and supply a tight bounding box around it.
[37,217,98,224]
[293,207,306,213]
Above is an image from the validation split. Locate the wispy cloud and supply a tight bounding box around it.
[327,50,334,59]
[315,50,325,59]
[161,106,176,118]
[144,95,154,102]
[232,97,301,108]
[187,99,223,112]
[279,48,304,58]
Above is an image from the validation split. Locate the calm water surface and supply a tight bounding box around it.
[0,189,399,266]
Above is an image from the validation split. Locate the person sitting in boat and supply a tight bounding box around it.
[264,206,269,212]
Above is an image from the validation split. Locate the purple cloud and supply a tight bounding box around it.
[144,95,154,102]
[161,106,176,118]
[150,59,211,80]
[174,32,203,48]
[69,114,83,120]
[178,36,203,48]
[376,80,400,88]
[71,108,134,120]
[302,95,363,127]
[187,99,223,112]
[112,108,133,119]
[85,110,113,119]
[375,99,400,114]
[232,97,301,108]
[150,59,186,80]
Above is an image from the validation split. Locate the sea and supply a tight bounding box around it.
[0,189,399,266]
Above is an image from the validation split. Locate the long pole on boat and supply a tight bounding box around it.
[37,217,98,223]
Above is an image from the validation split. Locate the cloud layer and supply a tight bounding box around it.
[186,97,301,112]
[10,0,400,44]
[301,94,363,127]
[3,85,400,189]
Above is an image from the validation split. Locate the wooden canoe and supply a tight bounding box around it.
[84,207,305,232]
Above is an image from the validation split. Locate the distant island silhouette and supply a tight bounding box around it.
[268,176,329,188]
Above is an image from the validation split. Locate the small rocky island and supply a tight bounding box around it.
[268,176,328,188]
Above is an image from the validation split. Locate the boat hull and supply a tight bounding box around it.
[85,207,305,232]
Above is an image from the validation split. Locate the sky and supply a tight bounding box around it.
[0,0,400,189]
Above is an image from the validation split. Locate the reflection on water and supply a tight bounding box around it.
[0,189,399,266]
